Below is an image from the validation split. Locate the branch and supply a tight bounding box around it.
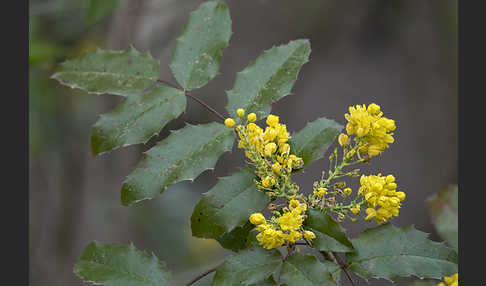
[185,265,219,286]
[156,79,226,122]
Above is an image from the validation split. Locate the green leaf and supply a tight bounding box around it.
[91,86,186,156]
[74,241,171,286]
[304,209,354,252]
[191,168,270,239]
[51,46,160,96]
[289,117,343,168]
[121,122,235,206]
[215,221,255,252]
[278,253,340,286]
[427,185,458,251]
[225,39,311,119]
[170,1,231,90]
[212,248,282,286]
[346,224,458,282]
[87,0,119,25]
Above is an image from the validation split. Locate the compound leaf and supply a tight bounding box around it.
[346,224,458,282]
[289,117,343,168]
[226,39,311,119]
[52,46,160,96]
[213,248,282,286]
[121,122,235,206]
[91,86,186,156]
[170,1,232,90]
[191,168,270,240]
[278,253,340,286]
[74,241,171,286]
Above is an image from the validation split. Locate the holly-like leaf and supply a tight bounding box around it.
[212,248,282,286]
[215,221,255,252]
[191,168,270,240]
[278,253,340,286]
[51,46,160,96]
[121,122,235,206]
[346,224,458,282]
[225,39,311,119]
[289,117,343,168]
[91,86,186,156]
[427,185,458,251]
[74,241,171,286]
[304,209,354,252]
[170,1,231,90]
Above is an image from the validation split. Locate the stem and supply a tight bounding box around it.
[185,265,219,286]
[321,251,356,286]
[156,79,226,122]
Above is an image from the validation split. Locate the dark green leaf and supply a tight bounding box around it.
[304,209,354,252]
[74,241,170,286]
[226,39,311,118]
[427,185,458,251]
[170,1,231,90]
[215,221,255,252]
[121,122,235,206]
[191,168,270,239]
[278,253,340,286]
[51,46,160,96]
[213,248,282,286]
[289,117,343,168]
[346,224,458,282]
[91,86,186,156]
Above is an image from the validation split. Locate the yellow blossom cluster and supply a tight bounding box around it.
[438,273,458,286]
[344,103,396,158]
[358,174,405,224]
[225,111,304,191]
[249,200,315,249]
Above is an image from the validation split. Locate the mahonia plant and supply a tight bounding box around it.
[51,1,458,285]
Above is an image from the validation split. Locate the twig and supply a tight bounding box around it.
[156,79,226,122]
[321,251,356,286]
[185,265,219,286]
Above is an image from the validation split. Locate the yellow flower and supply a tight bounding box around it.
[314,187,327,197]
[262,176,275,188]
[272,162,281,175]
[249,213,266,225]
[338,133,349,146]
[303,230,316,240]
[343,187,352,196]
[247,113,257,122]
[266,114,279,127]
[278,210,304,231]
[351,205,361,214]
[224,118,235,128]
[437,273,458,286]
[237,108,245,118]
[264,143,277,156]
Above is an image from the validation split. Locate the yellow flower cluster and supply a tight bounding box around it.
[344,103,396,157]
[438,273,458,286]
[226,111,304,190]
[358,174,405,224]
[249,200,315,249]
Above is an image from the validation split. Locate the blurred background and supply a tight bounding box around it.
[29,0,457,285]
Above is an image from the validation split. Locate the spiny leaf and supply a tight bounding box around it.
[304,209,354,252]
[212,248,282,286]
[346,224,458,282]
[226,39,311,119]
[91,86,186,156]
[427,184,458,251]
[121,122,235,206]
[278,253,340,286]
[73,241,171,286]
[170,1,232,90]
[289,117,343,168]
[191,168,270,241]
[215,221,255,252]
[51,46,160,96]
